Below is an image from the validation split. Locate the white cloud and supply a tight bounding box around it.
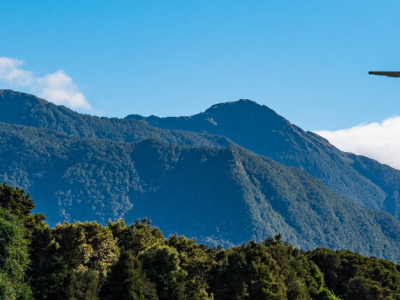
[36,70,91,110]
[315,116,400,170]
[0,57,91,110]
[0,57,33,86]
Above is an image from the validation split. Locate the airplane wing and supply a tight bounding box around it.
[369,71,400,77]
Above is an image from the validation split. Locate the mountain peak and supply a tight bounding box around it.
[201,99,289,131]
[206,98,267,111]
[124,99,292,137]
[0,89,53,107]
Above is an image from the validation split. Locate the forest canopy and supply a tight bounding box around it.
[0,184,400,299]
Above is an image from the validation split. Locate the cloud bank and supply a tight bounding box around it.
[0,57,91,110]
[316,116,400,170]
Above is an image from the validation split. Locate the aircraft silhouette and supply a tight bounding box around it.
[369,71,400,77]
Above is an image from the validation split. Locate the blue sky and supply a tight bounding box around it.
[1,1,400,167]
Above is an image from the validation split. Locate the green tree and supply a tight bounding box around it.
[264,235,321,299]
[0,208,33,299]
[209,242,286,300]
[0,184,34,218]
[79,222,119,280]
[108,219,163,256]
[308,248,400,299]
[316,288,340,300]
[66,266,100,300]
[100,250,158,300]
[166,235,213,299]
[43,222,119,299]
[26,224,62,299]
[139,245,186,300]
[346,276,392,300]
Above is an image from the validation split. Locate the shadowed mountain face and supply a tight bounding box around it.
[126,99,400,220]
[1,122,400,262]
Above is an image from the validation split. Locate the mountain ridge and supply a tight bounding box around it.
[0,121,400,261]
[0,89,233,148]
[2,90,400,262]
[3,90,398,221]
[126,98,400,220]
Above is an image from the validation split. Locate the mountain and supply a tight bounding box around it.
[3,90,400,261]
[0,89,231,148]
[1,122,400,262]
[126,99,400,220]
[4,90,398,221]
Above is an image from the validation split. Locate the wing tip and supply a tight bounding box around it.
[368,71,400,77]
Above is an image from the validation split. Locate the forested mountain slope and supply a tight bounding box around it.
[1,122,400,262]
[0,89,231,147]
[126,99,400,220]
[3,90,400,221]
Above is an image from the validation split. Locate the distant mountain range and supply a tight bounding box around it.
[1,89,400,262]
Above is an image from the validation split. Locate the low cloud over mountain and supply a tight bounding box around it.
[316,116,400,170]
[0,57,91,110]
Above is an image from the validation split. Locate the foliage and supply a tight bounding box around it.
[0,208,33,299]
[2,91,400,262]
[52,222,119,278]
[100,250,157,300]
[166,235,213,299]
[0,184,399,299]
[139,245,186,300]
[108,218,163,256]
[3,91,400,298]
[2,123,400,263]
[0,183,45,231]
[0,183,34,219]
[308,248,400,300]
[209,241,287,299]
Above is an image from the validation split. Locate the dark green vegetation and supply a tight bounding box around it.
[3,90,400,222]
[126,99,400,220]
[3,184,400,300]
[1,122,400,261]
[2,90,400,262]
